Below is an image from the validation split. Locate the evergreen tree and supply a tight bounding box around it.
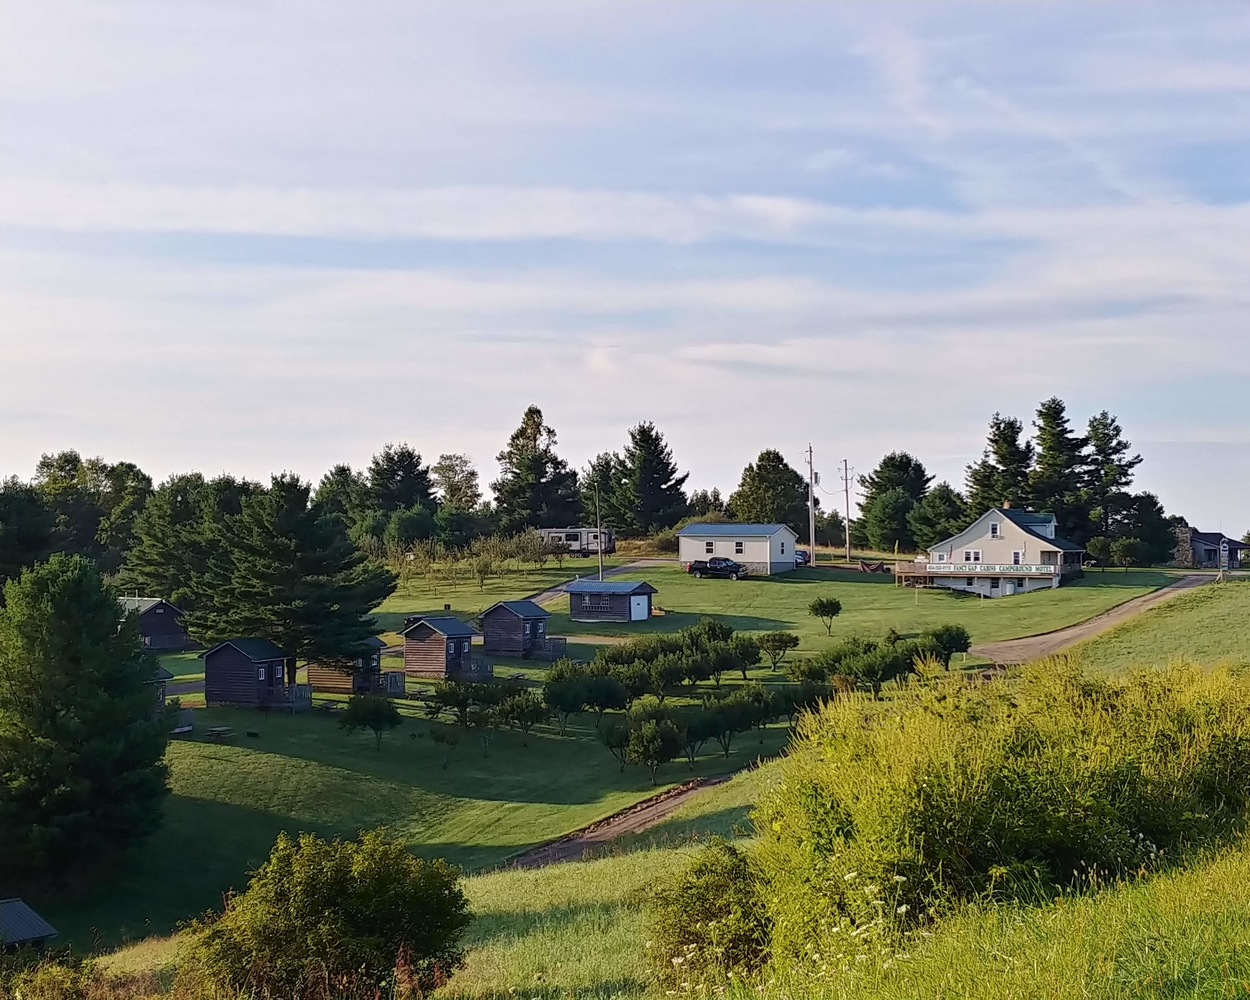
[617,422,690,534]
[1086,410,1142,537]
[491,406,581,533]
[965,413,1034,515]
[727,450,810,538]
[313,464,369,522]
[1030,397,1092,543]
[815,508,846,547]
[184,474,396,682]
[689,488,726,517]
[0,478,55,593]
[368,443,435,514]
[862,487,916,552]
[430,453,482,510]
[858,452,932,510]
[581,452,633,531]
[907,482,970,549]
[1121,492,1174,565]
[0,554,170,873]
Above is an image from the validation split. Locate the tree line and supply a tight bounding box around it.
[853,397,1179,562]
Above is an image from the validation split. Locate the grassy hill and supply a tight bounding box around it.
[1071,578,1250,674]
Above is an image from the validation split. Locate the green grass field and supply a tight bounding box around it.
[544,564,1176,652]
[1070,578,1250,674]
[33,704,789,951]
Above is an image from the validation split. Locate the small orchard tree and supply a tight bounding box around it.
[584,673,629,726]
[497,690,549,741]
[807,596,843,635]
[922,624,971,665]
[340,692,403,751]
[1085,536,1112,566]
[185,830,471,997]
[758,631,800,670]
[601,720,631,772]
[628,718,683,784]
[1110,536,1144,573]
[729,634,761,680]
[543,660,588,736]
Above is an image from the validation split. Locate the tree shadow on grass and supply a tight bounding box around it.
[550,612,790,636]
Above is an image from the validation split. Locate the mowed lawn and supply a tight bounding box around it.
[544,564,1177,652]
[1072,578,1250,674]
[34,704,789,950]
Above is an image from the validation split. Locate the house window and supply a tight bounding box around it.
[964,550,982,562]
[781,542,786,554]
[966,578,975,587]
[1013,551,1022,565]
[990,577,1001,590]
[990,522,1000,538]
[735,541,744,554]
[257,667,266,681]
[705,541,714,554]
[935,552,947,563]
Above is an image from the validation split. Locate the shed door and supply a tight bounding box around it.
[629,595,649,621]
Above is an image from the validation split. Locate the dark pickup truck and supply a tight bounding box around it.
[687,557,748,580]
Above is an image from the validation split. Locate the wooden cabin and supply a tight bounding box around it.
[402,616,490,680]
[479,600,552,658]
[119,597,191,650]
[307,636,403,695]
[202,638,311,711]
[0,899,58,951]
[565,579,657,623]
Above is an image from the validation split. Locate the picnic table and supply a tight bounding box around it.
[205,726,234,742]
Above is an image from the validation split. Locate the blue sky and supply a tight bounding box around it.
[2,2,1249,530]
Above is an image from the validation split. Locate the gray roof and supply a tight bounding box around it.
[402,616,478,638]
[481,600,550,620]
[675,522,795,537]
[0,899,58,946]
[998,509,1084,552]
[362,635,387,648]
[1191,530,1250,550]
[565,579,657,595]
[118,597,182,616]
[201,638,287,662]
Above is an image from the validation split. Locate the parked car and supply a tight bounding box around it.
[794,548,811,566]
[687,557,748,580]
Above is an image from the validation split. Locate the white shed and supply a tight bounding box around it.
[675,523,799,575]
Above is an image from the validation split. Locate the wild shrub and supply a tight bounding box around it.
[753,659,1250,966]
[646,838,771,988]
[182,829,470,999]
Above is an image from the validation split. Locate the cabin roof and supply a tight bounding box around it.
[200,638,287,662]
[564,579,657,595]
[362,635,387,648]
[401,616,477,638]
[675,522,795,538]
[118,597,182,616]
[0,899,57,946]
[481,600,550,620]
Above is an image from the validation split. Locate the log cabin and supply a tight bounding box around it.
[307,636,402,695]
[401,616,489,680]
[479,600,553,658]
[119,597,191,650]
[202,638,311,710]
[564,579,657,623]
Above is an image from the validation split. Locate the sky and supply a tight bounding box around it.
[2,2,1249,530]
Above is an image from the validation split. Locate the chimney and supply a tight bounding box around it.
[1002,501,1011,509]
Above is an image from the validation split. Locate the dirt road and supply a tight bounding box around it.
[971,573,1209,664]
[508,774,729,868]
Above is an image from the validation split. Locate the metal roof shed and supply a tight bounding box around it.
[0,899,58,950]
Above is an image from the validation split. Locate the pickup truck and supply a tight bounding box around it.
[687,557,748,580]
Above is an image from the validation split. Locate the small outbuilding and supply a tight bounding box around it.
[479,600,561,658]
[565,579,657,623]
[202,638,311,711]
[307,636,403,695]
[676,523,800,575]
[0,898,58,951]
[119,597,191,650]
[402,616,489,680]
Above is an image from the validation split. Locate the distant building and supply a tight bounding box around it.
[118,597,191,650]
[401,616,490,680]
[676,523,799,575]
[202,638,311,711]
[479,600,556,658]
[0,899,58,951]
[565,579,656,623]
[1173,526,1248,569]
[893,506,1084,597]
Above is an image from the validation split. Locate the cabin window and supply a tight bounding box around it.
[257,667,266,681]
[1013,551,1022,565]
[705,541,714,554]
[462,640,470,653]
[735,541,744,554]
[990,577,1001,590]
[990,522,1000,538]
[155,607,164,614]
[447,642,455,656]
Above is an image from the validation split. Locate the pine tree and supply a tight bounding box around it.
[862,487,916,552]
[965,413,1034,516]
[727,450,810,538]
[858,452,932,510]
[907,482,969,549]
[491,406,581,533]
[368,444,435,514]
[1030,397,1092,543]
[0,554,170,873]
[184,474,396,682]
[1121,492,1175,565]
[689,488,726,517]
[580,452,633,532]
[1086,410,1142,537]
[619,422,690,534]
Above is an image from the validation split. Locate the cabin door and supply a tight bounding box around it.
[629,595,649,621]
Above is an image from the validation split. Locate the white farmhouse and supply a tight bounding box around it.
[676,523,799,575]
[894,506,1084,597]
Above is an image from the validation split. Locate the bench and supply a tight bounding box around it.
[205,726,234,742]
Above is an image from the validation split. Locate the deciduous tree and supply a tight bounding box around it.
[728,450,809,537]
[340,692,403,751]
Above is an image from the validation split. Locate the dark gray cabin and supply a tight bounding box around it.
[402,616,489,680]
[119,597,191,650]
[202,638,310,710]
[565,579,657,623]
[0,899,58,951]
[480,600,552,658]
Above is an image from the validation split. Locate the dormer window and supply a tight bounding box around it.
[990,522,1000,539]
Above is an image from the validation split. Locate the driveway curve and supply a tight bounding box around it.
[971,573,1210,665]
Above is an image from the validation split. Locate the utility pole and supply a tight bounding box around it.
[841,459,853,563]
[594,482,604,581]
[806,443,817,568]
